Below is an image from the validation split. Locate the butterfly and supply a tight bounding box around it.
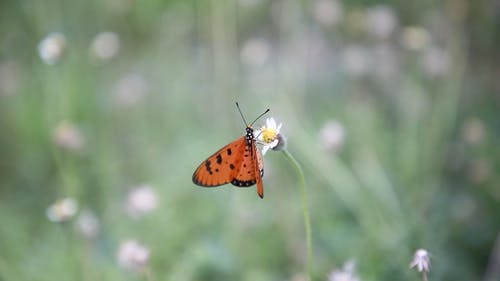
[192,103,269,199]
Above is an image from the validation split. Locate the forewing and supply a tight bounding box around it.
[192,137,246,187]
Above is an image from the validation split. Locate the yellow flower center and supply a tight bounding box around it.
[261,127,277,143]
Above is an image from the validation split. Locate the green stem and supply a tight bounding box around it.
[282,149,314,280]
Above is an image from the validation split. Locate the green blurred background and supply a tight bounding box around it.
[0,0,499,280]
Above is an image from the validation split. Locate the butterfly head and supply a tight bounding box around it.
[245,126,254,145]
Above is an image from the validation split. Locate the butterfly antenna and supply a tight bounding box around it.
[235,102,248,126]
[250,108,270,126]
[236,102,270,127]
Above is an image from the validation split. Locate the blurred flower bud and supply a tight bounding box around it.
[38,32,66,65]
[46,197,78,223]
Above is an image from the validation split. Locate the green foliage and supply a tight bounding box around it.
[0,0,498,280]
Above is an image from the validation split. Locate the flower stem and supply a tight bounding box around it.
[282,149,314,280]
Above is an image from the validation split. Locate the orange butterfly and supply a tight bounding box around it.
[192,103,269,199]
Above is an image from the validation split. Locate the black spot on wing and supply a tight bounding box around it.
[231,179,256,187]
[216,154,222,164]
[205,160,213,175]
[226,148,232,155]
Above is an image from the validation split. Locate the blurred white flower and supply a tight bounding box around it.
[319,120,345,152]
[52,120,85,151]
[76,209,100,239]
[313,0,343,27]
[113,73,148,108]
[46,197,78,223]
[255,117,284,155]
[365,5,397,39]
[38,32,66,65]
[461,117,485,145]
[240,38,271,68]
[0,62,18,97]
[117,240,150,272]
[422,47,450,76]
[401,26,430,51]
[126,185,158,218]
[90,31,120,60]
[342,45,370,76]
[328,260,360,281]
[410,249,431,273]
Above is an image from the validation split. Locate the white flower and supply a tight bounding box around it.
[328,260,360,281]
[52,120,85,151]
[46,197,78,223]
[90,31,120,60]
[126,185,158,218]
[113,73,148,108]
[240,38,271,67]
[313,0,343,27]
[410,249,431,273]
[365,5,397,39]
[342,45,370,76]
[319,120,346,152]
[76,209,100,239]
[401,26,429,51]
[255,117,283,155]
[422,47,450,76]
[117,240,150,272]
[38,32,66,65]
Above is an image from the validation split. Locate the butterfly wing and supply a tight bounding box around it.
[193,132,265,199]
[192,137,246,187]
[253,142,264,198]
[230,139,265,198]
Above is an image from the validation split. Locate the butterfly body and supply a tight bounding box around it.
[192,126,265,198]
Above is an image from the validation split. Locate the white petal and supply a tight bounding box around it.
[270,139,279,148]
[254,129,262,140]
[261,145,270,155]
[267,117,276,129]
[276,123,282,133]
